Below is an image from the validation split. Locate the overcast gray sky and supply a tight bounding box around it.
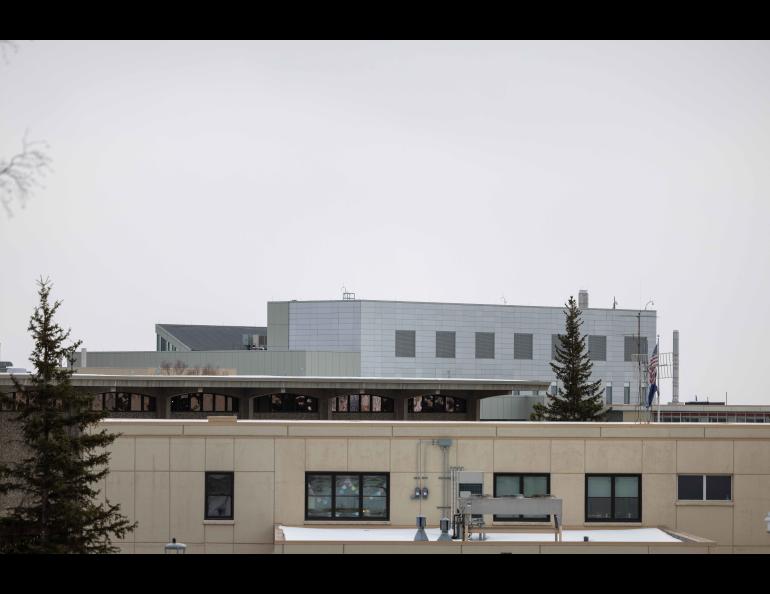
[1,40,768,404]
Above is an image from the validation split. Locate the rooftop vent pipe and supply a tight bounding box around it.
[578,290,589,309]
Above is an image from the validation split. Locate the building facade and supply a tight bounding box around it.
[75,417,770,554]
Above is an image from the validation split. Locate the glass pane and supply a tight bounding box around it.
[614,497,639,520]
[207,473,231,495]
[130,394,142,411]
[104,393,116,411]
[363,475,387,496]
[338,396,348,412]
[92,395,103,411]
[614,476,639,498]
[190,396,201,411]
[350,394,359,412]
[706,475,731,500]
[334,496,360,518]
[271,395,283,412]
[678,475,703,500]
[455,398,466,413]
[362,497,387,518]
[330,397,337,412]
[523,476,548,497]
[144,396,154,411]
[587,476,611,497]
[307,475,332,496]
[587,497,612,519]
[382,397,394,413]
[307,496,332,517]
[207,496,232,518]
[203,394,213,412]
[372,395,381,412]
[361,394,370,412]
[445,397,455,412]
[434,396,445,411]
[215,395,225,411]
[411,397,421,412]
[335,475,359,496]
[496,475,521,497]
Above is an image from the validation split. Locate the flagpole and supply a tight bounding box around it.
[656,334,660,423]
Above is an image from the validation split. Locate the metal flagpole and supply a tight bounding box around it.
[656,334,660,423]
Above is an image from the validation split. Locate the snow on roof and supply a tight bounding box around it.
[279,526,681,543]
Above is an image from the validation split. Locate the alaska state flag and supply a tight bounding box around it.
[645,344,659,408]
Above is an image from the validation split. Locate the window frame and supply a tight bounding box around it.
[677,474,732,502]
[305,472,390,521]
[205,471,234,520]
[493,473,551,522]
[585,473,642,522]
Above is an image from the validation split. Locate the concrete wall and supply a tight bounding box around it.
[95,420,770,554]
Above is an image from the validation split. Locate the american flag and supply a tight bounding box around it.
[648,343,659,385]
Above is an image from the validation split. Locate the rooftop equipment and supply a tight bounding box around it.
[455,492,563,542]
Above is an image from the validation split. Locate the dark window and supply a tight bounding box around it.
[305,473,389,521]
[435,331,456,358]
[605,385,612,404]
[678,475,732,501]
[586,474,641,522]
[408,395,466,413]
[588,335,607,361]
[171,393,238,413]
[205,472,234,520]
[513,333,533,360]
[551,334,562,360]
[475,332,495,359]
[395,330,416,358]
[90,392,156,413]
[624,336,648,362]
[706,476,732,500]
[253,394,317,413]
[493,474,550,521]
[331,394,394,413]
[624,384,631,404]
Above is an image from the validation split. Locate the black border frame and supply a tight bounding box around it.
[205,471,234,520]
[305,472,390,521]
[492,473,551,522]
[585,474,642,522]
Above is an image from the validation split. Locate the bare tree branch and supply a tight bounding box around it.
[0,40,19,64]
[0,132,52,218]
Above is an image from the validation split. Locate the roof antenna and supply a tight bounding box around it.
[501,294,507,305]
[342,285,356,301]
[612,296,617,309]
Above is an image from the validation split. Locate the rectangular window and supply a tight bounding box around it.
[605,384,612,404]
[395,330,416,358]
[513,333,533,360]
[475,332,495,359]
[624,336,648,362]
[306,473,389,520]
[624,383,630,404]
[586,474,641,522]
[435,331,456,358]
[551,334,562,360]
[493,473,550,521]
[588,335,607,361]
[677,475,732,501]
[205,472,234,520]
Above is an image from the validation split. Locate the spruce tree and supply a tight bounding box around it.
[0,279,136,553]
[530,296,606,421]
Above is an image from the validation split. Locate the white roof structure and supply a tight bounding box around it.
[279,526,681,543]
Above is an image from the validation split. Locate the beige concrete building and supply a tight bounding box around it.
[91,418,770,554]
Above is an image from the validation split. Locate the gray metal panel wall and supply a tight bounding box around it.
[267,302,290,351]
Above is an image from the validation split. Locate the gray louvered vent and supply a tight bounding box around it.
[475,332,495,359]
[624,336,648,362]
[395,330,416,358]
[435,331,456,358]
[513,333,533,360]
[588,335,607,361]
